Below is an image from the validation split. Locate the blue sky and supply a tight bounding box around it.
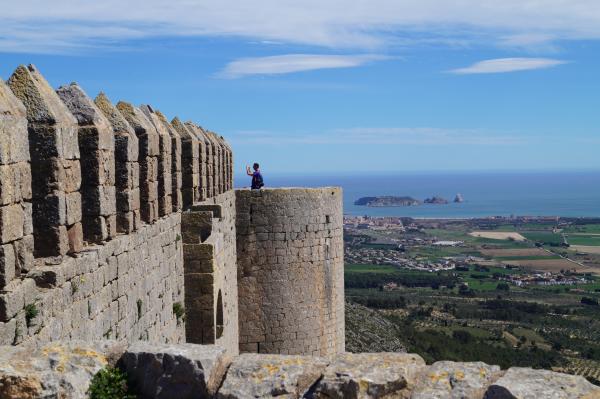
[1,1,599,175]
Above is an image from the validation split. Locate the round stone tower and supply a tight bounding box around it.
[235,188,344,356]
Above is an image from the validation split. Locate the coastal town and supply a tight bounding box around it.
[344,214,599,287]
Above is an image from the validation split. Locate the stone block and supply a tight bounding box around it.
[65,191,82,226]
[484,367,600,399]
[34,225,69,257]
[310,352,425,399]
[217,353,328,398]
[13,234,33,273]
[28,265,66,288]
[0,204,24,244]
[412,361,502,399]
[120,342,231,399]
[67,222,83,253]
[63,158,82,193]
[0,79,29,166]
[0,278,36,321]
[0,341,126,398]
[0,244,16,288]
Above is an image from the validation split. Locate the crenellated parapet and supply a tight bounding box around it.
[0,79,33,289]
[172,117,200,208]
[57,83,117,244]
[0,65,233,346]
[94,93,141,233]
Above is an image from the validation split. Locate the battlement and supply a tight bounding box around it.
[0,65,233,347]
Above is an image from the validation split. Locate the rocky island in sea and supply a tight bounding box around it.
[424,196,449,204]
[354,196,422,207]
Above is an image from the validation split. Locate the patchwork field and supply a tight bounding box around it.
[469,231,526,241]
[502,258,596,273]
[345,219,600,384]
[571,245,600,255]
[480,248,549,257]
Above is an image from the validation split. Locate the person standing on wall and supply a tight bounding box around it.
[247,163,264,189]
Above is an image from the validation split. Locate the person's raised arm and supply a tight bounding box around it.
[246,165,253,176]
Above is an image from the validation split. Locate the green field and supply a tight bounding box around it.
[495,255,561,261]
[521,232,565,245]
[568,235,600,246]
[564,224,600,234]
[345,264,400,274]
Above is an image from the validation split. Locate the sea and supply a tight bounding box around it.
[235,170,600,218]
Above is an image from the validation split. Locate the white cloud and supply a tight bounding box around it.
[3,1,600,53]
[217,54,389,78]
[230,127,525,146]
[449,58,568,74]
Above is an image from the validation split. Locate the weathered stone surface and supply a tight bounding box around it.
[141,105,172,217]
[310,352,425,399]
[412,361,502,399]
[172,117,199,208]
[8,65,80,256]
[483,367,600,399]
[121,341,230,399]
[0,341,125,399]
[57,83,116,243]
[183,192,239,354]
[155,111,182,212]
[186,122,209,200]
[218,353,328,399]
[0,203,24,244]
[95,93,140,233]
[0,79,29,165]
[0,80,32,290]
[117,101,159,223]
[236,188,345,357]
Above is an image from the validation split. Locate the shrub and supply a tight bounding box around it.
[173,302,185,320]
[496,283,510,291]
[24,303,38,327]
[581,297,599,306]
[88,367,135,399]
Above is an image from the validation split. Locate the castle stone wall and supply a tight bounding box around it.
[0,213,184,346]
[235,188,345,357]
[0,65,233,348]
[182,190,239,355]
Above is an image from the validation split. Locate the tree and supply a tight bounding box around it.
[496,282,510,291]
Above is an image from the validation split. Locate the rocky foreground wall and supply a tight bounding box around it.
[236,188,345,357]
[1,341,599,399]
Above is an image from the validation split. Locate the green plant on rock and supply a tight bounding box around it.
[173,302,185,322]
[88,367,136,399]
[24,303,38,327]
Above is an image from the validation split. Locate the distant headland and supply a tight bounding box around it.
[354,196,421,207]
[355,194,464,207]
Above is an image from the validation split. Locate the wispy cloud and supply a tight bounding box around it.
[217,54,389,78]
[449,58,568,74]
[230,127,526,146]
[3,1,600,53]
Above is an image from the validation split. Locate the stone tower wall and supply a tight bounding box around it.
[235,188,345,357]
[0,65,234,348]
